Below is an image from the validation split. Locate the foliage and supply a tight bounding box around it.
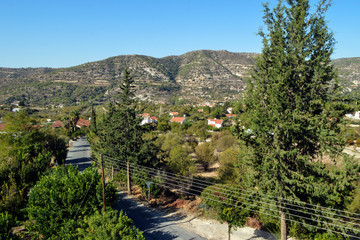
[195,142,215,170]
[347,185,360,214]
[235,0,360,237]
[78,209,145,240]
[201,184,251,239]
[0,211,18,240]
[0,112,67,218]
[95,70,160,167]
[166,145,196,176]
[218,146,241,183]
[26,165,117,239]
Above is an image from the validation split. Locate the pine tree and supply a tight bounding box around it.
[235,1,359,238]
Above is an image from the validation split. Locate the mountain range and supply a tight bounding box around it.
[0,50,359,106]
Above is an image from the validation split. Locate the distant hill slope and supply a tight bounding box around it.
[0,50,359,106]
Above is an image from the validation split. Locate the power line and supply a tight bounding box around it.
[105,161,360,235]
[102,156,360,225]
[109,164,360,240]
[103,155,360,219]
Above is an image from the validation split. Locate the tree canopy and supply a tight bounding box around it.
[235,0,360,238]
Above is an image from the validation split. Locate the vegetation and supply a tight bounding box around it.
[0,111,67,218]
[234,0,360,239]
[26,165,117,239]
[78,209,145,240]
[93,69,159,167]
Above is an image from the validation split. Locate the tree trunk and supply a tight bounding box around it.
[280,209,287,240]
[228,225,231,240]
[127,160,131,194]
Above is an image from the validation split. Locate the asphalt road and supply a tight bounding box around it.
[115,192,206,240]
[66,137,205,240]
[65,137,92,171]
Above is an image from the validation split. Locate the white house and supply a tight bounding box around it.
[355,111,360,119]
[141,116,158,125]
[208,119,223,128]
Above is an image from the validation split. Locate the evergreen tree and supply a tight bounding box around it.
[235,0,359,239]
[97,69,158,167]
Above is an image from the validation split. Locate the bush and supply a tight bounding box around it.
[78,209,145,240]
[26,165,117,239]
[0,211,18,240]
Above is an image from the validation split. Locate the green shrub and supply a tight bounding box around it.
[26,165,117,239]
[78,209,145,240]
[0,211,18,240]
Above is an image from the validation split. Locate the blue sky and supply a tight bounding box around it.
[0,0,359,68]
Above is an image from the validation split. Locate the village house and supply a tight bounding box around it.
[141,116,158,125]
[227,107,234,114]
[169,112,179,117]
[225,113,237,118]
[76,118,90,128]
[170,116,186,124]
[208,118,223,128]
[51,120,63,128]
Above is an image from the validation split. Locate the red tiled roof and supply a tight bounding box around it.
[150,116,158,120]
[51,120,63,128]
[197,109,204,112]
[208,119,223,124]
[226,114,237,118]
[170,117,186,123]
[77,118,90,127]
[170,112,179,115]
[0,123,5,131]
[141,113,150,117]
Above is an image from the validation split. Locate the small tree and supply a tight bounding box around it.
[195,142,215,170]
[202,184,250,240]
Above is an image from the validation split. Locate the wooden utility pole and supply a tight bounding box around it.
[100,154,106,212]
[127,160,131,194]
[280,206,287,240]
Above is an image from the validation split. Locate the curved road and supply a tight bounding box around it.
[66,137,205,240]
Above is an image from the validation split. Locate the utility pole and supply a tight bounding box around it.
[100,154,106,212]
[127,160,131,194]
[280,204,287,240]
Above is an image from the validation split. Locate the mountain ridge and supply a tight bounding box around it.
[0,50,359,106]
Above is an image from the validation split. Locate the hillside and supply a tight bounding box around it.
[0,50,359,106]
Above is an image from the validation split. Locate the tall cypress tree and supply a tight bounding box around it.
[98,69,158,167]
[236,0,359,238]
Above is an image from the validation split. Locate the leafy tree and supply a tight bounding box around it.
[78,209,145,240]
[235,0,360,239]
[0,112,67,218]
[218,146,241,182]
[167,145,195,176]
[195,142,215,170]
[26,165,117,239]
[210,107,223,119]
[201,184,250,240]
